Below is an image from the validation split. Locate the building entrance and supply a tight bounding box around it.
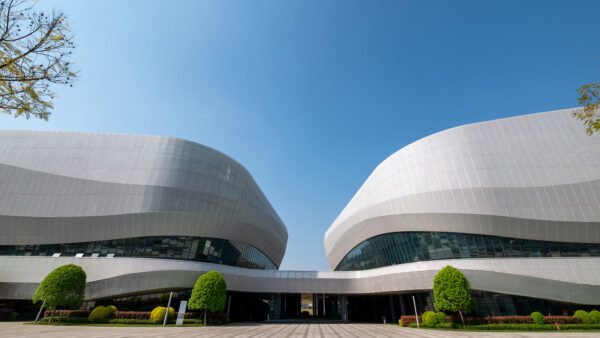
[269,293,344,320]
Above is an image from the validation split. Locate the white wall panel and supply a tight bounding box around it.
[325,109,600,268]
[0,131,287,266]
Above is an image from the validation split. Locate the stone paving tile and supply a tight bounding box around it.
[1,322,599,338]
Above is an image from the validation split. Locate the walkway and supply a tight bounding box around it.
[1,322,598,337]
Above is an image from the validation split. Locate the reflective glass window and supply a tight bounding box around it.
[0,236,277,270]
[335,231,600,271]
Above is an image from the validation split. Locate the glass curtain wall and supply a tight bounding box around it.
[0,236,277,270]
[336,231,600,271]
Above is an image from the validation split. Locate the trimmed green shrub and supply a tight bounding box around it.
[88,306,109,322]
[589,310,600,324]
[574,310,590,324]
[108,319,154,325]
[43,309,88,318]
[435,322,457,329]
[398,318,403,326]
[422,311,437,326]
[421,310,446,326]
[150,306,175,323]
[105,305,117,318]
[410,323,600,331]
[88,305,117,321]
[38,316,90,324]
[461,323,600,331]
[531,311,544,325]
[399,315,421,327]
[436,311,446,324]
[113,310,151,320]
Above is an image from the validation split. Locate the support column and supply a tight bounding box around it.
[339,295,348,321]
[399,295,407,316]
[389,295,396,323]
[270,294,281,320]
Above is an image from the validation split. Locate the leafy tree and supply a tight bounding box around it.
[188,270,227,325]
[0,0,76,120]
[573,82,600,135]
[433,265,473,325]
[574,309,590,324]
[32,264,86,322]
[589,309,600,324]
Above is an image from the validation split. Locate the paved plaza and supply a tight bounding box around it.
[1,322,599,338]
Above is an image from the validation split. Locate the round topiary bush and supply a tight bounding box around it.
[150,306,176,323]
[106,305,117,318]
[588,310,600,324]
[88,306,108,322]
[422,311,438,326]
[436,311,446,324]
[574,310,589,324]
[531,311,544,325]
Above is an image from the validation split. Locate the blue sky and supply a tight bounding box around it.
[3,0,599,270]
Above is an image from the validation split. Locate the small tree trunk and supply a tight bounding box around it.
[204,310,207,326]
[458,310,465,326]
[49,310,54,324]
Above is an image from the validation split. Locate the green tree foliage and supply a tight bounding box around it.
[0,0,76,120]
[574,310,589,323]
[32,264,86,310]
[589,310,600,324]
[188,270,227,325]
[531,311,544,325]
[436,311,446,324]
[433,265,473,325]
[573,82,600,135]
[150,306,175,323]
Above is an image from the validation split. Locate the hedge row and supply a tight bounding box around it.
[38,317,206,325]
[463,324,600,331]
[114,310,196,320]
[109,318,205,325]
[43,309,198,320]
[399,315,582,327]
[43,310,88,318]
[41,309,226,325]
[409,323,600,330]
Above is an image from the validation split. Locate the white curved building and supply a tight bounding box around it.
[0,131,288,302]
[324,108,600,307]
[1,108,599,321]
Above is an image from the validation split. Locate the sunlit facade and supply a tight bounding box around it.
[1,109,599,321]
